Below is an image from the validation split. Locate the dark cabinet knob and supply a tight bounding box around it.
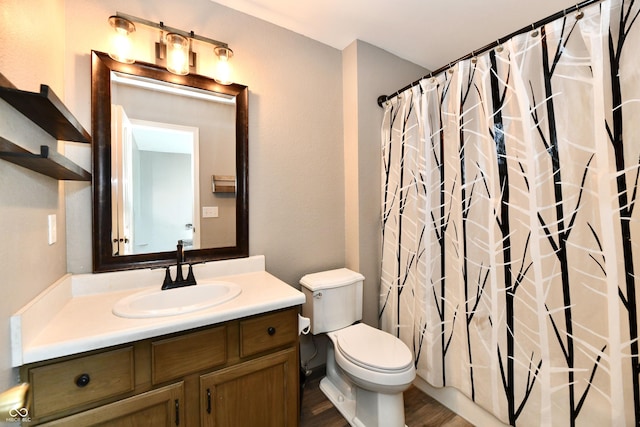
[267,327,276,336]
[75,373,91,387]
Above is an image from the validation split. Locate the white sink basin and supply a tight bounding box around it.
[112,281,242,318]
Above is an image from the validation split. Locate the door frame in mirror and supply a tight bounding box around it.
[91,51,248,272]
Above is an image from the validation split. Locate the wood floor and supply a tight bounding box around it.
[300,375,473,427]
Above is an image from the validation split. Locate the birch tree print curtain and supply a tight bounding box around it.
[380,1,640,425]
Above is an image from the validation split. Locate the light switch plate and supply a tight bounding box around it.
[202,206,219,218]
[48,214,57,245]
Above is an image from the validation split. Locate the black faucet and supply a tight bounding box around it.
[162,240,197,290]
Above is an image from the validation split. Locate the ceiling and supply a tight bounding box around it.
[213,0,582,70]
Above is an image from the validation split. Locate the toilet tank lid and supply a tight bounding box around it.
[300,268,365,291]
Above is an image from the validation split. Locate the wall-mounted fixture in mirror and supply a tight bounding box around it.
[92,51,248,272]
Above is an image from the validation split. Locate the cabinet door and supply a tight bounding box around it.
[41,382,184,426]
[200,348,298,427]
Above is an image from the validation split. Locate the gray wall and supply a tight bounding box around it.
[0,0,426,391]
[63,0,347,288]
[0,0,68,391]
[343,40,427,327]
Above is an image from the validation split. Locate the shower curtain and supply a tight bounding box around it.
[380,1,640,425]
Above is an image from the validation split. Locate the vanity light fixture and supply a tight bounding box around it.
[107,12,234,84]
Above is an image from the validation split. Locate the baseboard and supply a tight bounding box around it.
[413,376,509,427]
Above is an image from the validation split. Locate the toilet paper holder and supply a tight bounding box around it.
[298,314,310,335]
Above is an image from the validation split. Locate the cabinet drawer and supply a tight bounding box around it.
[240,309,297,358]
[152,326,227,384]
[29,347,134,418]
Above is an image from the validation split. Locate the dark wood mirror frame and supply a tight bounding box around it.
[91,51,248,272]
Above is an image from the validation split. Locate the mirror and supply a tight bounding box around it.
[91,51,248,272]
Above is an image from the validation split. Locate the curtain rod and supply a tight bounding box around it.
[377,0,603,107]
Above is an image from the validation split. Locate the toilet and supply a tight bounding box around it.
[300,268,416,427]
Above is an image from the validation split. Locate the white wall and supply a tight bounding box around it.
[137,151,192,253]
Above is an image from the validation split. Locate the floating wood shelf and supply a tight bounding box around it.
[0,136,91,181]
[0,74,91,181]
[0,84,91,143]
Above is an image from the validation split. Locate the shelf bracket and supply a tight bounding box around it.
[0,145,49,159]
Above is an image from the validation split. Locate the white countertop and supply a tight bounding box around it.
[11,256,305,366]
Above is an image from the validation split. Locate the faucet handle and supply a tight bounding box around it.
[185,264,197,286]
[161,267,174,290]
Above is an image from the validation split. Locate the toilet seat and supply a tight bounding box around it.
[336,323,413,373]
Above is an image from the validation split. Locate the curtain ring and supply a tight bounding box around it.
[575,4,584,20]
[531,24,539,38]
[448,63,455,74]
[471,51,478,64]
[496,40,504,53]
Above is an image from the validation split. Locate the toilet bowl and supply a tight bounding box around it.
[300,269,416,427]
[333,323,415,392]
[321,323,415,427]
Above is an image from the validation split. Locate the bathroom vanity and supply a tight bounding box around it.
[11,256,305,426]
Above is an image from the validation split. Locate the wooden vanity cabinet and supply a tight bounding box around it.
[20,307,300,426]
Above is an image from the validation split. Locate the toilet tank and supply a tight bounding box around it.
[299,268,365,334]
